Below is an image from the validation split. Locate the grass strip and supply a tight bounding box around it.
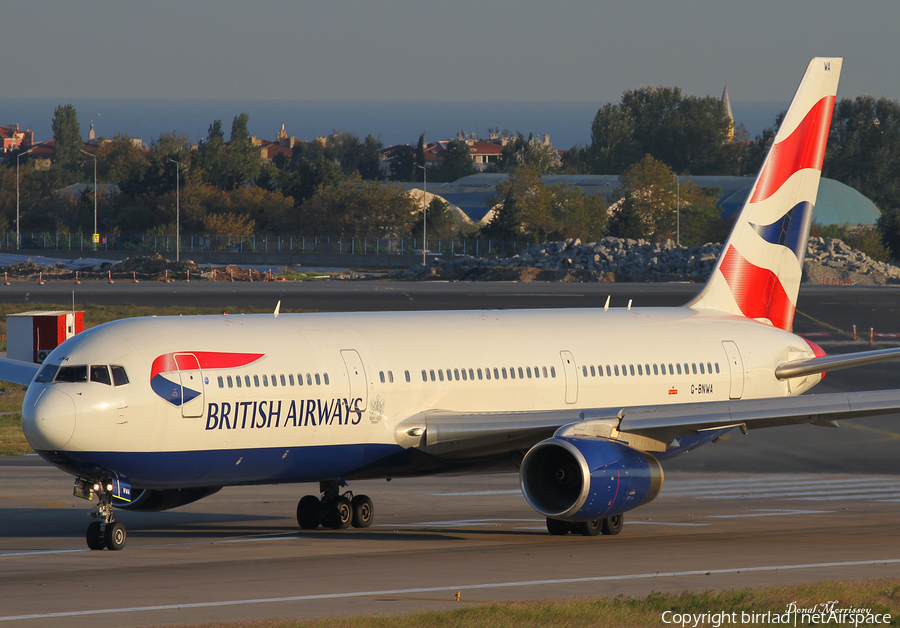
[147,578,900,628]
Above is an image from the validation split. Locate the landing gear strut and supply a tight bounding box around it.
[76,478,127,551]
[545,514,624,537]
[296,480,374,531]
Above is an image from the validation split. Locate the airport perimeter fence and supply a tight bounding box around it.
[0,233,531,259]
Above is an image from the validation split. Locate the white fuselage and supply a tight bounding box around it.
[22,307,819,488]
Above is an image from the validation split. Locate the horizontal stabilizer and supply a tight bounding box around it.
[0,357,40,386]
[775,346,900,380]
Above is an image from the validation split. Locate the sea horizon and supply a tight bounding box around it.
[1,98,786,151]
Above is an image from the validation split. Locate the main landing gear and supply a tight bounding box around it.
[546,514,624,537]
[296,480,374,531]
[76,478,127,551]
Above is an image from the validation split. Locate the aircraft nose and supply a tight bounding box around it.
[22,387,76,451]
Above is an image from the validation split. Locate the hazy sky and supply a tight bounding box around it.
[6,0,900,104]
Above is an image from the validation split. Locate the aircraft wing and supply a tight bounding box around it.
[397,389,900,458]
[0,357,40,387]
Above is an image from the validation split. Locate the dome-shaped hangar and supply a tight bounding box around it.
[403,174,881,227]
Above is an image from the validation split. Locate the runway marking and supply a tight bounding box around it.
[430,490,522,496]
[375,518,541,528]
[708,509,831,518]
[0,495,67,509]
[5,558,900,623]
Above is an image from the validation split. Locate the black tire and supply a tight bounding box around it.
[351,495,374,528]
[546,518,569,536]
[86,521,104,550]
[324,496,352,529]
[601,514,624,536]
[104,522,126,550]
[575,519,603,536]
[297,495,320,530]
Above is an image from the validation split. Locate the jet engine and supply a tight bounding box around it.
[520,437,663,522]
[114,487,222,512]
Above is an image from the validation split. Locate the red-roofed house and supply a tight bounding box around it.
[1,125,34,153]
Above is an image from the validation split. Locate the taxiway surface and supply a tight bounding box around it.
[1,281,900,626]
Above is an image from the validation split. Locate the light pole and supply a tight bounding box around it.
[168,158,181,262]
[80,150,98,250]
[16,147,34,250]
[417,164,427,267]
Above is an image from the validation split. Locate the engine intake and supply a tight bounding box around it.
[520,437,663,521]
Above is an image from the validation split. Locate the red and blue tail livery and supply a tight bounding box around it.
[150,351,264,406]
[688,58,841,332]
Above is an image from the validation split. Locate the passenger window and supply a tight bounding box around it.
[289,374,294,386]
[57,365,87,383]
[246,375,252,387]
[422,370,427,382]
[379,371,385,383]
[263,375,269,387]
[469,369,474,380]
[494,368,500,379]
[653,364,658,375]
[676,364,682,375]
[527,367,532,379]
[692,363,697,375]
[324,373,329,385]
[551,366,556,378]
[614,365,619,376]
[485,368,491,380]
[389,371,394,383]
[430,370,435,382]
[597,365,603,377]
[477,368,483,380]
[271,374,277,387]
[90,365,111,385]
[517,367,523,379]
[589,366,595,377]
[461,369,467,381]
[315,373,321,385]
[227,376,234,388]
[502,368,508,380]
[454,369,460,381]
[700,363,705,374]
[637,364,642,376]
[405,370,410,383]
[629,365,635,376]
[582,365,588,377]
[306,373,312,386]
[281,374,286,386]
[715,363,720,373]
[645,364,650,375]
[439,370,444,382]
[236,376,242,388]
[668,364,674,375]
[218,376,225,388]
[605,365,611,377]
[534,366,540,378]
[543,366,549,378]
[297,374,303,386]
[36,364,59,383]
[684,363,689,374]
[254,375,260,387]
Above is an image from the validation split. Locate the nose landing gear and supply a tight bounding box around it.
[296,480,374,531]
[75,478,127,550]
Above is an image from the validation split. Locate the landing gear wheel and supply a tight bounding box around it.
[546,518,569,536]
[323,496,352,529]
[575,519,602,536]
[297,495,320,530]
[104,522,127,550]
[86,521,104,550]
[601,514,624,536]
[351,494,374,528]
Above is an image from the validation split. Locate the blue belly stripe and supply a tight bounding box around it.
[40,443,405,488]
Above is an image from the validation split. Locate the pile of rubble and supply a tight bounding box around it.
[400,236,900,285]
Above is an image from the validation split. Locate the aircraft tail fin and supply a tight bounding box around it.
[686,58,842,331]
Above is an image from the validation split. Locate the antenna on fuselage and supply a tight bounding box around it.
[604,295,610,311]
[627,299,632,310]
[274,300,281,318]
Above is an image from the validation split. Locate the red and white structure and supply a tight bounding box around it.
[7,311,84,363]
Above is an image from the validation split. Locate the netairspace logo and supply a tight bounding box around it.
[661,601,891,627]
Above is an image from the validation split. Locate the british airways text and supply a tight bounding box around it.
[205,398,364,430]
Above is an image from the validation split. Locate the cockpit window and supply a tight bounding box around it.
[90,365,112,385]
[110,365,129,386]
[35,364,59,383]
[56,365,87,383]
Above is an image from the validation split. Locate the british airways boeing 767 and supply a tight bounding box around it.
[7,58,900,551]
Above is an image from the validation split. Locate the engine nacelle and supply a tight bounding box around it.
[114,487,222,512]
[520,437,663,522]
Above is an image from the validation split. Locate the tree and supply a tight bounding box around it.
[412,196,456,240]
[97,134,147,188]
[324,132,383,180]
[433,139,474,182]
[609,155,723,245]
[497,133,560,173]
[588,103,638,174]
[196,120,226,187]
[219,112,261,190]
[297,176,416,237]
[51,104,82,171]
[824,95,900,212]
[388,145,416,182]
